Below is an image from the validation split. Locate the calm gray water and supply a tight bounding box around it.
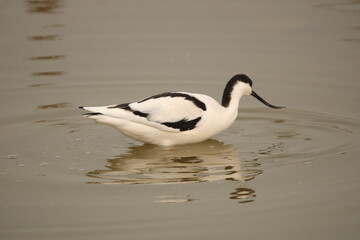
[1,0,360,239]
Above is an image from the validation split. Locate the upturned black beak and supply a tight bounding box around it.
[251,91,285,109]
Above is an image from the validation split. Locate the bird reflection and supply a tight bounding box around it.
[87,139,262,185]
[86,139,266,204]
[230,187,256,204]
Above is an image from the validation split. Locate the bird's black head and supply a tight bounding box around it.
[222,74,253,107]
[222,73,285,109]
[230,74,253,87]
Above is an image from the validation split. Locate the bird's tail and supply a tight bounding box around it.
[79,106,103,118]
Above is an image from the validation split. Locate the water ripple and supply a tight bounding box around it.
[87,109,360,186]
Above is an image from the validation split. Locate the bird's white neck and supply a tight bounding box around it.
[219,82,250,130]
[222,81,250,109]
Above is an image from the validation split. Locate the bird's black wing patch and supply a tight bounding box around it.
[83,112,103,116]
[108,103,148,118]
[108,103,131,110]
[162,117,201,131]
[107,98,203,131]
[139,92,207,111]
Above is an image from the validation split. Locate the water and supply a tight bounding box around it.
[1,0,360,239]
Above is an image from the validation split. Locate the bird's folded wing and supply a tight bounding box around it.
[128,94,204,131]
[130,95,203,123]
[84,93,205,132]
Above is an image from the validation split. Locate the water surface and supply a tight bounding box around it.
[1,1,360,239]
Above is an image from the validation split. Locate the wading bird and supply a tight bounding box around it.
[80,74,284,146]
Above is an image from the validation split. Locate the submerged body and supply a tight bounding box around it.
[80,74,283,146]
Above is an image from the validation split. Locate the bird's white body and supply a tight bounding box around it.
[80,74,282,146]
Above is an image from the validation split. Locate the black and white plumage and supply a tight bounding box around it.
[80,74,284,146]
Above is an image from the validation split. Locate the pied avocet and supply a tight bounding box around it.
[80,74,284,146]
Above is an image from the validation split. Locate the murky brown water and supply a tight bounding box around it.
[1,0,360,239]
